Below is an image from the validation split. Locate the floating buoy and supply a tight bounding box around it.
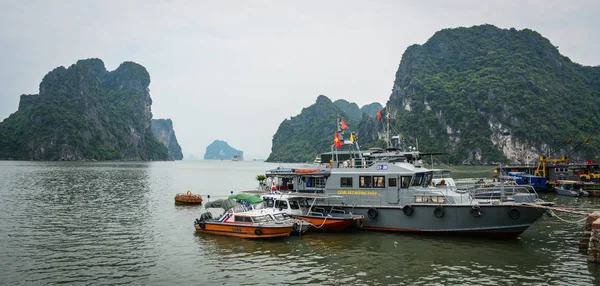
[175,190,203,205]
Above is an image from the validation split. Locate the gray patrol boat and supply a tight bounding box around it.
[264,125,553,237]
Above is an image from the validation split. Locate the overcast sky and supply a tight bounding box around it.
[1,0,599,159]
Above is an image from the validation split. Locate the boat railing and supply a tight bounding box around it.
[307,211,325,217]
[460,182,537,201]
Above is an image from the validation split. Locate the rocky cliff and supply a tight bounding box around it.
[151,119,183,160]
[267,25,600,164]
[267,95,361,163]
[383,24,600,164]
[0,58,168,160]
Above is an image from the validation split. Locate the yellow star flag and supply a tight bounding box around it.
[349,133,354,142]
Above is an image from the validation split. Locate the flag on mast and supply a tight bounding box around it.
[376,108,381,120]
[349,133,354,142]
[340,118,348,130]
[334,132,341,148]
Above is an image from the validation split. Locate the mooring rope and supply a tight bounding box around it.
[310,215,331,229]
[522,202,591,216]
[547,209,588,224]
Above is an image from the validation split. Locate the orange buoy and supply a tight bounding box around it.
[175,190,203,205]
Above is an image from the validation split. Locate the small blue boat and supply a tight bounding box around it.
[554,181,589,197]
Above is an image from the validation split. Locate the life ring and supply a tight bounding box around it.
[367,208,379,219]
[403,205,414,216]
[254,228,262,235]
[186,190,192,196]
[470,206,482,217]
[199,223,205,229]
[508,207,520,219]
[434,205,445,218]
[355,219,364,228]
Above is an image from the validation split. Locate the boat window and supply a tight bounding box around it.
[275,200,288,210]
[299,199,310,208]
[388,178,397,187]
[265,199,274,208]
[307,177,327,188]
[401,176,412,188]
[412,173,424,186]
[289,200,300,210]
[235,216,253,223]
[272,213,290,221]
[423,173,433,187]
[252,215,272,223]
[359,176,372,188]
[340,177,353,187]
[373,176,385,188]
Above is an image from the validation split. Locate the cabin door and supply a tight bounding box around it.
[386,175,400,204]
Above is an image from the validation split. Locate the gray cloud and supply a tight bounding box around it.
[1,0,598,159]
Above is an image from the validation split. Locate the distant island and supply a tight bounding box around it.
[204,140,243,160]
[0,58,176,161]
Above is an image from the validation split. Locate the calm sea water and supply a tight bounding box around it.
[0,160,599,285]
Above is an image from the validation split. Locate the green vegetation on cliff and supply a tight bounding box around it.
[268,25,600,163]
[0,58,168,160]
[267,95,359,163]
[385,24,600,163]
[333,99,361,121]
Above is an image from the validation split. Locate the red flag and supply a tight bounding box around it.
[334,132,341,148]
[340,118,348,130]
[376,108,381,120]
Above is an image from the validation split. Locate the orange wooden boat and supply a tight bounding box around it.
[175,190,203,205]
[194,204,294,239]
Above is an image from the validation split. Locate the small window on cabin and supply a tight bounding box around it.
[253,216,271,223]
[359,176,372,188]
[289,200,300,210]
[423,173,433,187]
[401,176,412,188]
[265,200,274,208]
[389,178,397,187]
[275,200,288,210]
[341,177,353,187]
[412,173,424,186]
[373,176,385,188]
[235,216,252,222]
[299,199,310,208]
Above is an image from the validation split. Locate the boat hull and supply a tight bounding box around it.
[293,215,359,231]
[323,204,547,237]
[194,223,292,239]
